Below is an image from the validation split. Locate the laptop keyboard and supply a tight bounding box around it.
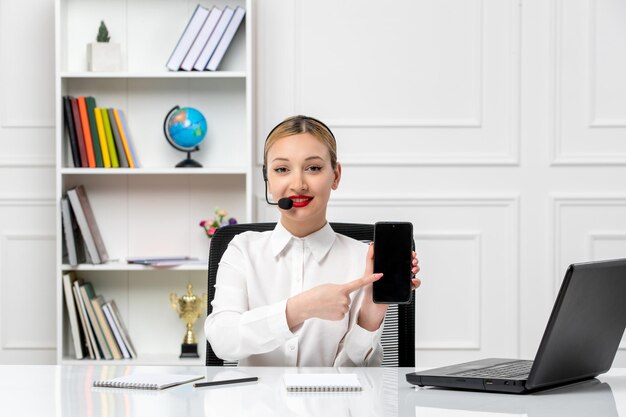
[451,360,533,379]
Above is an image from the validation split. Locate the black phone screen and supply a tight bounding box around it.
[373,222,413,304]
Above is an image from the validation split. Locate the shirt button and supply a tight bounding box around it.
[289,344,296,351]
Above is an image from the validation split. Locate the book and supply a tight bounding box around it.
[62,272,85,359]
[93,373,203,390]
[73,279,98,359]
[283,374,362,392]
[166,4,211,71]
[101,108,119,168]
[206,6,246,71]
[107,108,128,168]
[85,97,104,167]
[79,282,113,360]
[94,107,111,168]
[62,96,81,167]
[193,6,234,71]
[70,97,88,167]
[61,196,85,266]
[102,302,131,359]
[112,109,134,168]
[117,110,139,168]
[91,295,123,360]
[106,299,136,358]
[126,256,198,263]
[77,96,96,168]
[67,185,109,264]
[180,6,222,71]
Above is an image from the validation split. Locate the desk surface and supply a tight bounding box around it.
[0,365,625,417]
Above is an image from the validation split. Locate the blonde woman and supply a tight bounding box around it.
[205,115,420,366]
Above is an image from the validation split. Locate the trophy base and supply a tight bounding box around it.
[179,343,199,358]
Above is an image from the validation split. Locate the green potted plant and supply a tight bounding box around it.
[87,20,121,71]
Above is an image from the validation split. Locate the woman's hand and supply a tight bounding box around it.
[358,244,421,331]
[286,272,383,330]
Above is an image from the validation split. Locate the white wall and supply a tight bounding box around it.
[0,0,624,366]
[253,0,626,368]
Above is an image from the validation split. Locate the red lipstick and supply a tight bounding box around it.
[289,195,313,208]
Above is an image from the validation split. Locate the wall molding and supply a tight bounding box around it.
[0,155,55,168]
[551,194,626,295]
[282,0,520,166]
[0,232,55,350]
[551,0,626,166]
[415,232,482,350]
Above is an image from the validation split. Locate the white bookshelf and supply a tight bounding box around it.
[55,0,253,365]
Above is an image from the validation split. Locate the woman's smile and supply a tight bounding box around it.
[289,195,314,207]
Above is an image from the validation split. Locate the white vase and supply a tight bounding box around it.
[87,42,121,72]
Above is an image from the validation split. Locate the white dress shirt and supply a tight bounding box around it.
[204,222,384,366]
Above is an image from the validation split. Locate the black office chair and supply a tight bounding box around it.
[205,222,415,367]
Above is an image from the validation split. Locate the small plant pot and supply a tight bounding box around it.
[87,42,121,72]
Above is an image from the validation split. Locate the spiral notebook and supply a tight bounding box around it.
[93,373,203,390]
[284,374,362,392]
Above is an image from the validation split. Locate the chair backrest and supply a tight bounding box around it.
[205,222,415,367]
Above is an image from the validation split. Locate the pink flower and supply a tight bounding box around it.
[207,226,217,236]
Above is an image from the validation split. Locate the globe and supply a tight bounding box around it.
[163,105,207,167]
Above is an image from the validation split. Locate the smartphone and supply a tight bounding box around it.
[373,221,414,304]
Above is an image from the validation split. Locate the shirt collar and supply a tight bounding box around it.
[270,221,336,263]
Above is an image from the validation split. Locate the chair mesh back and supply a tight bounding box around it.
[206,223,415,367]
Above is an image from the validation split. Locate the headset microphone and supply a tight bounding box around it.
[263,165,294,210]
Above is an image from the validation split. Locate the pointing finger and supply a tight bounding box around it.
[343,273,383,294]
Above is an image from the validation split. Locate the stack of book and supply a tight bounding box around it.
[61,185,108,265]
[62,96,138,168]
[166,4,246,71]
[63,272,136,360]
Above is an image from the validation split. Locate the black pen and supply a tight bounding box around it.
[193,376,259,388]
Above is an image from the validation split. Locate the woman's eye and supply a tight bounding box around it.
[306,165,322,172]
[273,167,288,174]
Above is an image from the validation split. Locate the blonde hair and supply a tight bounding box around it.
[263,115,337,172]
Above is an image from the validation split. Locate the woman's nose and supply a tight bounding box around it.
[290,172,307,192]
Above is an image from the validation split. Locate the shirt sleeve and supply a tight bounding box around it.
[333,289,384,367]
[204,237,294,361]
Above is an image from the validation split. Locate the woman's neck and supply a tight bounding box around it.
[281,217,327,238]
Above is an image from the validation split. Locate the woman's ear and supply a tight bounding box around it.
[332,163,342,190]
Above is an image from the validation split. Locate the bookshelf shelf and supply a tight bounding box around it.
[61,71,247,79]
[55,0,253,365]
[62,262,208,272]
[61,167,248,175]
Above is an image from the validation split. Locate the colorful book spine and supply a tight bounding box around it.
[101,108,119,168]
[113,109,134,168]
[70,97,88,167]
[77,97,96,168]
[118,110,139,168]
[62,96,81,167]
[85,97,104,167]
[79,282,112,360]
[107,108,128,168]
[94,108,111,168]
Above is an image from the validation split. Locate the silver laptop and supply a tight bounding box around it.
[406,258,626,394]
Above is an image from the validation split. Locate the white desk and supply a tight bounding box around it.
[0,365,624,416]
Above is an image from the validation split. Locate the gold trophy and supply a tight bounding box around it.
[170,283,206,358]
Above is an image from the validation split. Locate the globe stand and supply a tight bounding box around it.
[163,105,207,168]
[176,150,203,168]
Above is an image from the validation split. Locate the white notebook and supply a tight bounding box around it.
[283,374,362,392]
[93,373,203,390]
